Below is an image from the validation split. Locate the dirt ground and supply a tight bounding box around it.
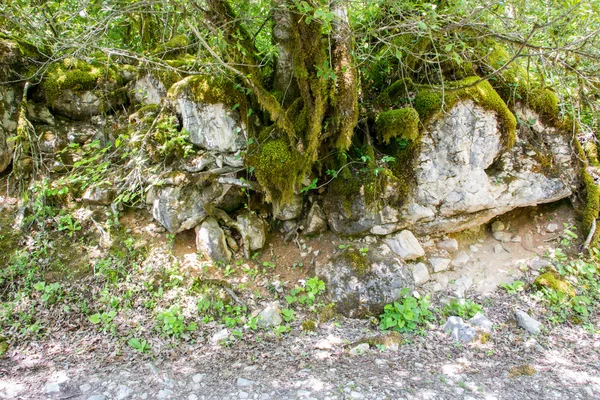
[1,199,599,400]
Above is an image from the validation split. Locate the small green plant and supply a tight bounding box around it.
[128,337,150,353]
[379,289,433,332]
[560,224,578,247]
[500,280,525,294]
[281,308,295,322]
[359,247,369,256]
[286,277,326,307]
[442,299,482,319]
[89,310,117,334]
[156,306,197,337]
[56,213,82,237]
[33,281,63,305]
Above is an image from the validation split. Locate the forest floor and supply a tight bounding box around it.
[1,193,599,400]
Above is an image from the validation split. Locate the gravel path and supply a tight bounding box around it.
[2,313,599,400]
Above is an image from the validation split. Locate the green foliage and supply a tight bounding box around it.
[375,108,420,144]
[156,305,197,337]
[379,289,433,332]
[128,337,150,353]
[88,310,117,334]
[442,299,482,320]
[500,280,525,295]
[286,277,326,307]
[33,281,63,305]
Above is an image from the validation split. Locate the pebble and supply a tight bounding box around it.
[546,223,559,233]
[237,378,255,387]
[80,384,92,393]
[115,385,134,400]
[188,395,198,400]
[349,343,370,355]
[451,252,470,268]
[192,373,204,383]
[87,396,107,400]
[45,383,61,394]
[469,245,478,253]
[157,389,174,399]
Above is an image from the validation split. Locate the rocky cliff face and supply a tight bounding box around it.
[0,37,581,269]
[324,101,578,237]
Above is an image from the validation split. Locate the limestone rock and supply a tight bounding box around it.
[273,195,303,221]
[195,217,232,264]
[211,328,230,344]
[546,223,559,233]
[411,262,430,285]
[304,203,328,236]
[491,220,505,232]
[468,312,493,332]
[131,74,167,105]
[169,76,247,152]
[236,212,267,256]
[82,186,114,206]
[51,89,126,121]
[493,231,512,242]
[349,343,370,355]
[443,316,477,342]
[437,238,459,252]
[430,257,451,273]
[515,310,542,335]
[256,303,283,328]
[315,248,414,318]
[0,85,22,173]
[385,230,425,260]
[451,251,470,268]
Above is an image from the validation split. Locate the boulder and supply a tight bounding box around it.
[273,195,303,221]
[255,303,283,328]
[385,230,425,260]
[0,85,22,173]
[515,310,542,335]
[315,248,414,318]
[148,172,243,233]
[411,262,430,285]
[236,212,267,257]
[195,217,232,264]
[131,74,167,105]
[168,76,247,152]
[304,203,328,236]
[321,100,577,237]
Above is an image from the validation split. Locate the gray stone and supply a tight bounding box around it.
[443,316,477,342]
[157,389,174,399]
[469,245,479,253]
[256,303,283,328]
[26,102,55,126]
[211,328,230,344]
[236,212,267,256]
[82,186,114,206]
[236,378,254,387]
[494,244,504,254]
[451,251,470,268]
[437,238,459,252]
[493,231,513,242]
[148,177,242,234]
[546,223,559,233]
[192,373,205,384]
[169,77,247,152]
[45,383,61,394]
[304,203,328,236]
[316,248,414,317]
[115,385,134,400]
[50,88,126,120]
[529,256,552,271]
[453,276,473,298]
[430,257,451,273]
[0,85,21,173]
[491,220,505,232]
[131,74,167,105]
[468,312,493,332]
[385,230,425,260]
[273,195,303,221]
[195,217,232,264]
[411,263,430,286]
[349,343,370,355]
[515,310,542,335]
[87,396,107,400]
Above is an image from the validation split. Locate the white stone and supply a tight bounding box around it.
[546,223,559,233]
[385,230,425,260]
[430,257,451,273]
[451,251,469,268]
[256,303,283,328]
[515,310,542,335]
[349,343,370,355]
[437,238,459,252]
[195,217,232,264]
[211,328,230,344]
[411,263,430,286]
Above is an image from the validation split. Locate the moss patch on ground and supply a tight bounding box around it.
[534,269,576,297]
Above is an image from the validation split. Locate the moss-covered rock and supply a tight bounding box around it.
[375,108,420,144]
[534,269,576,297]
[249,138,306,205]
[414,76,517,148]
[41,58,126,120]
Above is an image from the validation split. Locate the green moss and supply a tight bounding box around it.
[301,320,317,332]
[509,365,536,377]
[375,108,420,144]
[527,88,560,125]
[42,58,122,103]
[581,168,600,239]
[584,142,599,167]
[352,331,403,348]
[414,77,517,148]
[154,35,189,58]
[249,138,306,205]
[534,270,576,297]
[342,249,371,276]
[377,78,416,108]
[318,304,336,322]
